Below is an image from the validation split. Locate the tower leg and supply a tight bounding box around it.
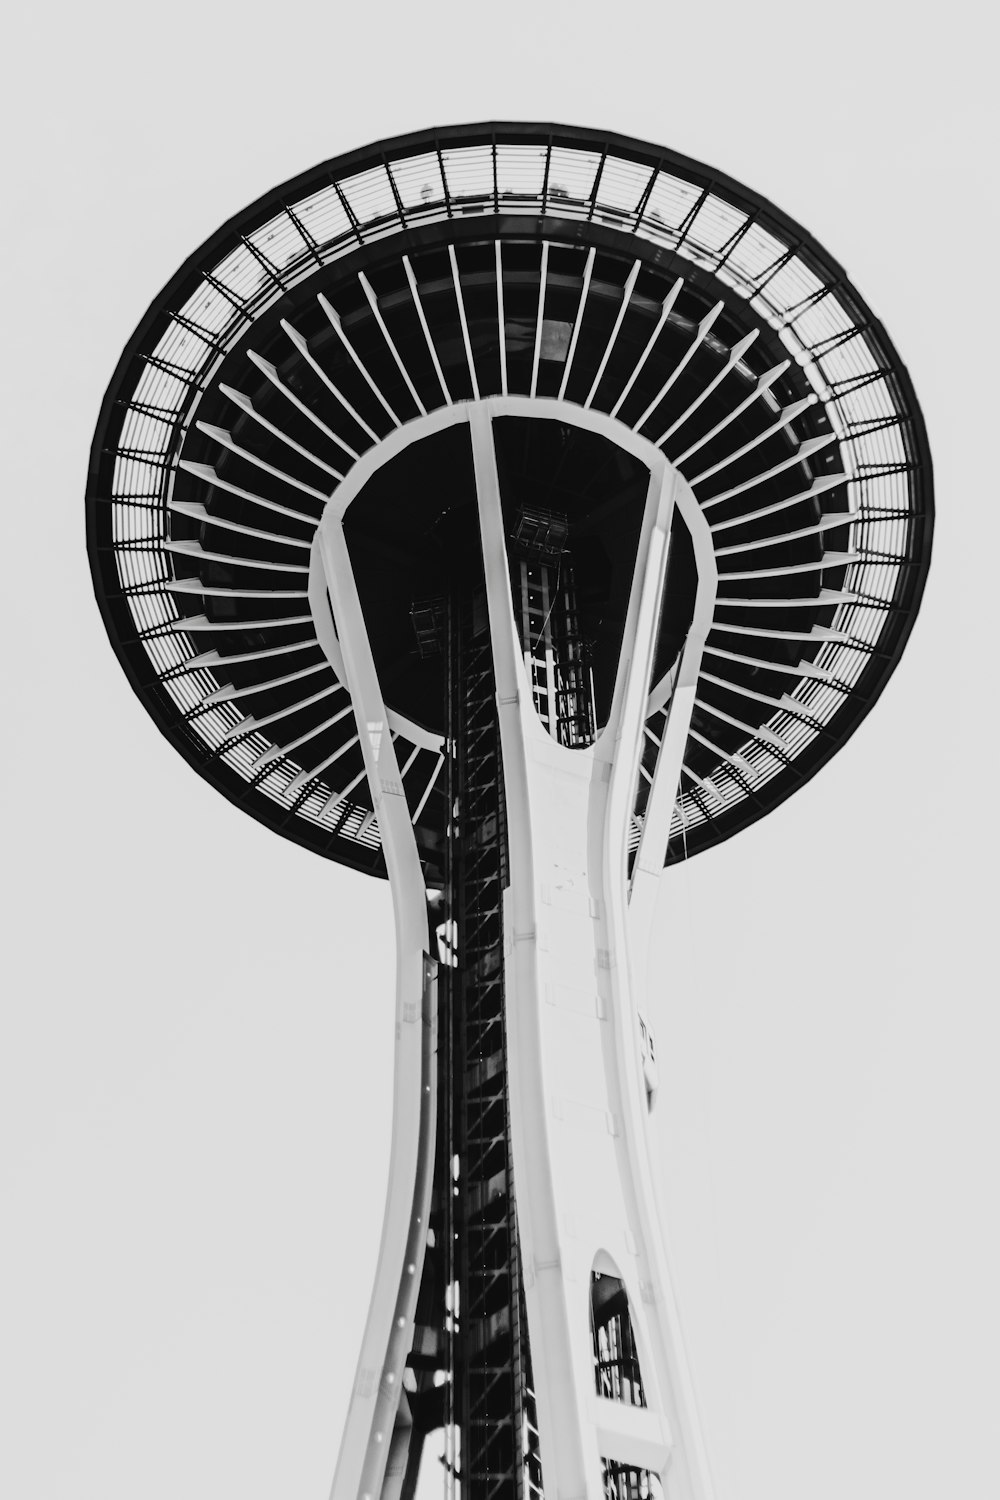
[470,404,717,1500]
[319,522,438,1500]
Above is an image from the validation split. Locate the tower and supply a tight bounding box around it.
[86,123,933,1500]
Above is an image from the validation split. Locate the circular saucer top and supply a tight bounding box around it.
[87,123,932,877]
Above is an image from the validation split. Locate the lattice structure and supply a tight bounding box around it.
[452,593,528,1500]
[513,548,595,752]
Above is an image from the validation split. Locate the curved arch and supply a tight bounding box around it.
[310,397,713,756]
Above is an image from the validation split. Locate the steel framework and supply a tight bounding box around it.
[85,123,933,1500]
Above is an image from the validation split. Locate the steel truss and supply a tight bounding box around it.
[452,594,526,1500]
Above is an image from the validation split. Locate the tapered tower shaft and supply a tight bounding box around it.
[320,402,718,1500]
[85,121,934,1500]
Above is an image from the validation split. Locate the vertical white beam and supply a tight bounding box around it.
[318,291,403,428]
[470,403,598,1500]
[671,358,790,464]
[284,725,358,795]
[595,464,718,1500]
[557,245,596,400]
[530,242,550,397]
[247,349,359,460]
[469,404,715,1500]
[403,255,452,405]
[631,504,718,947]
[359,272,428,415]
[584,260,641,408]
[219,381,346,478]
[280,319,383,442]
[448,244,480,399]
[652,329,759,446]
[318,520,437,1500]
[609,277,683,418]
[599,458,676,798]
[495,240,508,396]
[630,302,725,435]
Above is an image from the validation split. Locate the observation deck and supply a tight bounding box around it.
[87,122,932,878]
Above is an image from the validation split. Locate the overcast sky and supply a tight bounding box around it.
[3,4,997,1499]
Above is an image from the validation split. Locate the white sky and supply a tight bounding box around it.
[2,4,997,1499]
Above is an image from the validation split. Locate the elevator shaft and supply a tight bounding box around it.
[442,524,593,1500]
[449,588,526,1500]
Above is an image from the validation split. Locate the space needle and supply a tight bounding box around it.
[86,122,933,1500]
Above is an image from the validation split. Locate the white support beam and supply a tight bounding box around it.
[218,679,341,742]
[177,459,320,526]
[698,669,820,725]
[194,422,333,500]
[704,641,850,687]
[609,277,683,418]
[694,432,839,504]
[410,753,444,826]
[672,359,790,465]
[318,292,402,428]
[253,705,353,776]
[686,396,815,486]
[447,245,480,400]
[403,256,452,405]
[719,549,860,581]
[317,519,437,1500]
[165,578,308,601]
[163,540,307,574]
[169,638,316,674]
[284,728,359,794]
[164,610,313,633]
[247,350,359,461]
[653,329,759,446]
[714,511,855,557]
[218,382,345,479]
[694,696,792,752]
[631,302,725,435]
[687,725,755,779]
[529,242,550,398]
[358,274,427,416]
[468,401,715,1500]
[631,487,718,938]
[708,472,846,532]
[714,588,858,609]
[397,741,421,783]
[280,321,382,443]
[557,245,596,400]
[707,622,852,644]
[590,1397,673,1473]
[203,659,329,706]
[168,500,313,550]
[584,260,640,408]
[495,240,508,396]
[316,755,366,818]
